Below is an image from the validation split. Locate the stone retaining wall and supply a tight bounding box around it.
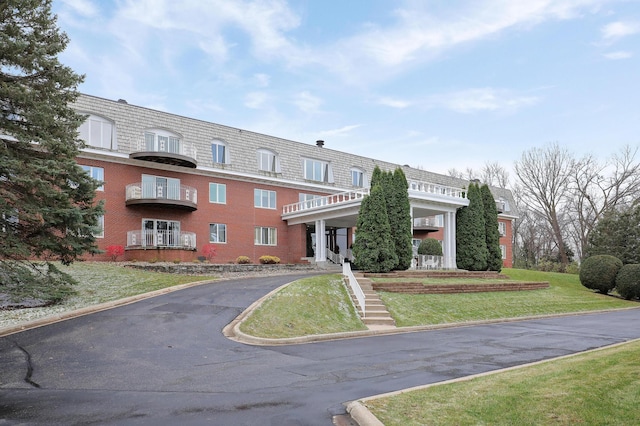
[124,262,318,275]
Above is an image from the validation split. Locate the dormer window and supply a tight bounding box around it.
[211,139,229,164]
[257,149,281,173]
[78,114,117,150]
[351,167,367,188]
[303,158,334,183]
[144,129,181,153]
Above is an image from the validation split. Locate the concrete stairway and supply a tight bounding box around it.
[351,274,396,329]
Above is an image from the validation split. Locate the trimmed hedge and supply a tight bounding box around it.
[417,238,443,256]
[236,256,251,264]
[579,255,623,294]
[615,264,640,300]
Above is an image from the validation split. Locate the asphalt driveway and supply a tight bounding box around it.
[1,273,640,425]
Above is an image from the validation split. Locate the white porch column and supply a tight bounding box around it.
[315,219,327,262]
[443,211,457,269]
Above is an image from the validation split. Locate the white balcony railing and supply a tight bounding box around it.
[409,180,466,199]
[125,182,197,204]
[134,138,197,159]
[282,189,369,215]
[127,230,196,249]
[413,216,443,228]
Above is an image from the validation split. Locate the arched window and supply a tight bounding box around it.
[78,114,117,150]
[143,128,182,153]
[211,139,230,164]
[257,148,281,173]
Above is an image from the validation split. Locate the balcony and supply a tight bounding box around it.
[125,182,198,211]
[126,230,196,250]
[413,216,443,231]
[129,138,198,168]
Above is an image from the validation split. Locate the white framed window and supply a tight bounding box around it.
[254,189,276,209]
[500,244,507,259]
[78,115,117,150]
[94,215,104,238]
[142,219,180,247]
[209,183,227,204]
[303,158,333,183]
[498,221,506,237]
[257,149,281,173]
[144,129,181,153]
[211,139,229,164]
[350,168,367,187]
[209,223,227,243]
[141,174,180,200]
[81,165,104,191]
[255,226,277,246]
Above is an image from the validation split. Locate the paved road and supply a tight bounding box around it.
[2,274,640,425]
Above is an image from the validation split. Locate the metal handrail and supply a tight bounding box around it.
[127,230,196,249]
[125,182,198,204]
[343,262,366,318]
[327,248,345,265]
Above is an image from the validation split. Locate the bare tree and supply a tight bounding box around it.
[480,161,510,188]
[567,145,640,259]
[514,143,575,266]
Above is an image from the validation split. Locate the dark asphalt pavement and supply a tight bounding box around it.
[1,273,640,425]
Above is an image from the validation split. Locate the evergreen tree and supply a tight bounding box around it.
[480,184,503,272]
[352,185,397,273]
[587,204,640,264]
[390,168,413,270]
[0,0,104,265]
[456,183,488,270]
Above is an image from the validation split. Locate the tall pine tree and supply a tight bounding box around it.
[1,0,104,265]
[456,183,488,271]
[390,168,413,270]
[352,185,397,273]
[480,184,503,272]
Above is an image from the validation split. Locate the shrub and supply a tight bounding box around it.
[236,256,251,264]
[417,238,443,256]
[259,255,281,264]
[579,255,623,294]
[106,245,124,261]
[615,264,640,300]
[201,244,217,262]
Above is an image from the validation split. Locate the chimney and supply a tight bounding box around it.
[316,140,324,148]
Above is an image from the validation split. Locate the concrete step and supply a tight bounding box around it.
[363,317,396,326]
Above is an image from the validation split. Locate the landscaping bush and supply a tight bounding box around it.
[236,256,251,264]
[106,245,125,261]
[259,255,281,264]
[615,264,640,300]
[201,244,217,262]
[417,238,443,256]
[579,255,623,294]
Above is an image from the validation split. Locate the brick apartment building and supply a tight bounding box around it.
[73,94,517,267]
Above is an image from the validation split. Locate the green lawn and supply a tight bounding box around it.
[365,339,640,426]
[379,268,636,326]
[239,274,367,338]
[0,262,215,328]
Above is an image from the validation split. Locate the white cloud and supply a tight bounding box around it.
[316,0,613,83]
[293,91,323,113]
[428,88,540,113]
[378,97,412,109]
[60,0,98,17]
[317,124,362,137]
[603,50,633,59]
[245,92,268,109]
[601,20,640,41]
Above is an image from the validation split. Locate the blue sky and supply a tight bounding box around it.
[53,0,639,176]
